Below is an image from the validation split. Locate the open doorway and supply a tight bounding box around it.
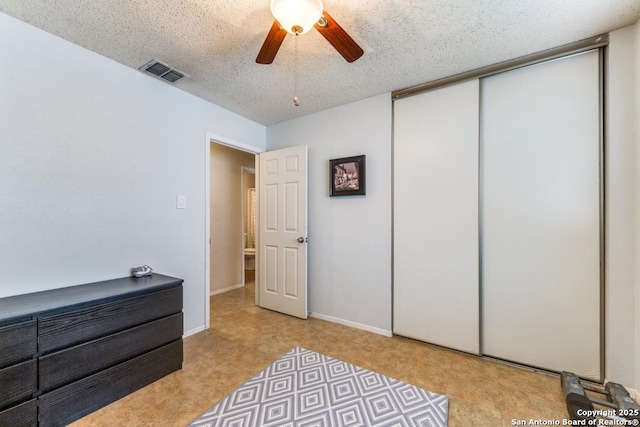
[204,134,263,330]
[208,142,256,299]
[205,136,308,327]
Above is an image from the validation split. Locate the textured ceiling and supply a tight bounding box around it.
[1,0,639,125]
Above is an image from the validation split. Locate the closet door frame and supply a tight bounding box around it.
[392,35,606,381]
[479,49,604,381]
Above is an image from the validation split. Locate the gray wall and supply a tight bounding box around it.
[635,19,640,395]
[607,22,639,389]
[0,12,266,335]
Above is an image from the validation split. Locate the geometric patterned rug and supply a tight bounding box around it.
[188,346,449,427]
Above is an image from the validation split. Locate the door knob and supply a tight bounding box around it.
[297,237,307,243]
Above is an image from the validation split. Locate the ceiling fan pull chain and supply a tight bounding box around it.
[293,33,300,107]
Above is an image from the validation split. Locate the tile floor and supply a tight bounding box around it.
[70,279,569,426]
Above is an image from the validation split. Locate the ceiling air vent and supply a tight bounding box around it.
[139,59,187,84]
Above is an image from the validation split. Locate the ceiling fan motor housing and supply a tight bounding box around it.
[257,3,364,65]
[270,0,323,34]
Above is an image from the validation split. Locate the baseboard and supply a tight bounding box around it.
[210,283,243,296]
[310,312,392,337]
[183,324,206,338]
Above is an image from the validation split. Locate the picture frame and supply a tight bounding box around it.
[329,155,366,197]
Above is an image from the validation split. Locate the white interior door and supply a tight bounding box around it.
[481,50,601,380]
[257,145,308,319]
[394,79,480,354]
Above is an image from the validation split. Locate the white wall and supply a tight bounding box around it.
[635,19,640,395]
[210,143,255,293]
[607,22,639,390]
[0,12,266,335]
[267,94,392,334]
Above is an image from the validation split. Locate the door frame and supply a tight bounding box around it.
[205,132,263,330]
[240,166,256,288]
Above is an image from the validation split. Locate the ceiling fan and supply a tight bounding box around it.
[256,0,364,64]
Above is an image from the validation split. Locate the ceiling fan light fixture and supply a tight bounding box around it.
[270,0,323,35]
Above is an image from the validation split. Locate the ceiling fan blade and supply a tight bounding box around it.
[256,20,287,64]
[314,11,364,63]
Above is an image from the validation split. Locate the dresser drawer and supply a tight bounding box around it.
[0,320,37,367]
[0,398,37,427]
[39,339,183,427]
[0,359,37,410]
[39,312,183,392]
[38,286,182,353]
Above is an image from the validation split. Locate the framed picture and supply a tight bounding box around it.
[330,155,366,197]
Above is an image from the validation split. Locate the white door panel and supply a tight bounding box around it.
[394,79,480,354]
[257,145,308,319]
[481,50,601,380]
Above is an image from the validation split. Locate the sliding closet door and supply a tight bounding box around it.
[394,79,480,354]
[481,50,601,380]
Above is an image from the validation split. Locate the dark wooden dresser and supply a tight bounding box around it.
[0,274,183,427]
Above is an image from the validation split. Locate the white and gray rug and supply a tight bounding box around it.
[189,346,449,427]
